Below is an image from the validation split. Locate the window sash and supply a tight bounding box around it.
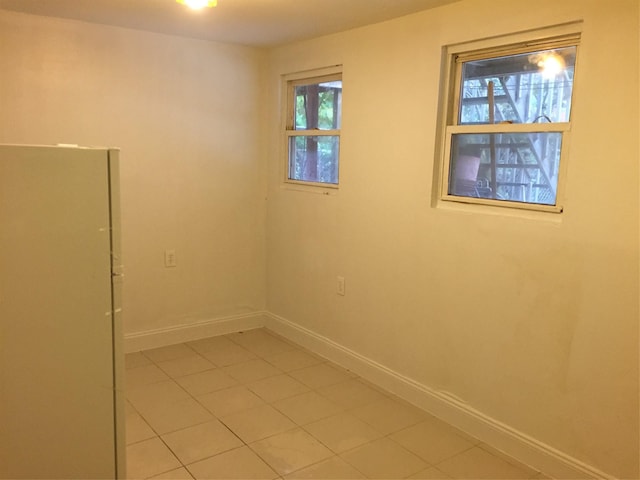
[453,33,580,64]
[440,127,571,213]
[286,130,341,137]
[447,123,570,134]
[449,31,579,125]
[286,73,342,132]
[287,134,340,186]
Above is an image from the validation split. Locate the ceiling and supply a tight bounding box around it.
[0,0,460,47]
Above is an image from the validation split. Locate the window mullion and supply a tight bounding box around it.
[446,123,570,134]
[286,130,341,139]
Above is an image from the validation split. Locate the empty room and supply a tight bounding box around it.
[0,0,638,479]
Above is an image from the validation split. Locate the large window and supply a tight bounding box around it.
[284,68,342,186]
[438,31,580,212]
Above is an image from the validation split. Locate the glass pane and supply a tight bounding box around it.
[448,132,563,206]
[288,135,339,184]
[459,46,576,125]
[294,80,342,130]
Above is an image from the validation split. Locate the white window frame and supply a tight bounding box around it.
[282,66,342,189]
[436,25,582,213]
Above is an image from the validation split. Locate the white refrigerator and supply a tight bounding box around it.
[0,145,126,479]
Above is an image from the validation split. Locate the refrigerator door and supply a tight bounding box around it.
[0,145,119,479]
[108,148,127,478]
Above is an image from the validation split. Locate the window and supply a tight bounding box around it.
[284,68,342,186]
[438,31,580,212]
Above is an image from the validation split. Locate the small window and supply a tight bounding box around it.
[439,32,580,212]
[284,69,342,186]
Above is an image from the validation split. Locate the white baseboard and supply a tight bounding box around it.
[264,312,613,480]
[124,312,267,353]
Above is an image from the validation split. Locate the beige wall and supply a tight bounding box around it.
[0,10,268,335]
[265,0,639,477]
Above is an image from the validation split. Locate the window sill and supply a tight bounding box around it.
[281,180,339,195]
[435,197,564,223]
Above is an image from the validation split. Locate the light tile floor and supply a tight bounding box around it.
[125,328,546,479]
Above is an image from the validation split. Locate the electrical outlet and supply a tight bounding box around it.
[337,276,345,296]
[164,249,177,268]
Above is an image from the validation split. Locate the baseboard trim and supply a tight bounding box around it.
[264,312,613,480]
[124,312,267,353]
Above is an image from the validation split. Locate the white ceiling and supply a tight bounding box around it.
[0,0,460,47]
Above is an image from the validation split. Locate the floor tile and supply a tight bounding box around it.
[150,467,194,479]
[250,428,333,476]
[477,444,538,477]
[435,446,534,479]
[127,380,191,412]
[349,397,426,435]
[187,446,278,480]
[126,364,170,390]
[284,456,365,479]
[161,419,243,465]
[317,379,387,409]
[144,344,196,363]
[408,467,453,479]
[531,473,552,479]
[156,354,215,378]
[126,437,181,480]
[201,343,257,367]
[223,359,283,383]
[187,335,237,355]
[288,363,353,389]
[126,401,136,413]
[227,328,273,342]
[221,404,296,443]
[197,385,266,417]
[357,377,396,395]
[273,391,343,425]
[303,412,382,453]
[129,334,542,480]
[263,349,324,372]
[230,329,296,357]
[126,407,157,445]
[139,397,214,435]
[126,352,153,369]
[175,368,238,396]
[340,438,428,479]
[247,374,310,403]
[390,417,476,464]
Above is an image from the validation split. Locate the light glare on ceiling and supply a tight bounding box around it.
[176,0,217,10]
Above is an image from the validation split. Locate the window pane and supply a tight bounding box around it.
[459,46,576,125]
[449,132,562,205]
[288,136,339,184]
[294,81,342,130]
